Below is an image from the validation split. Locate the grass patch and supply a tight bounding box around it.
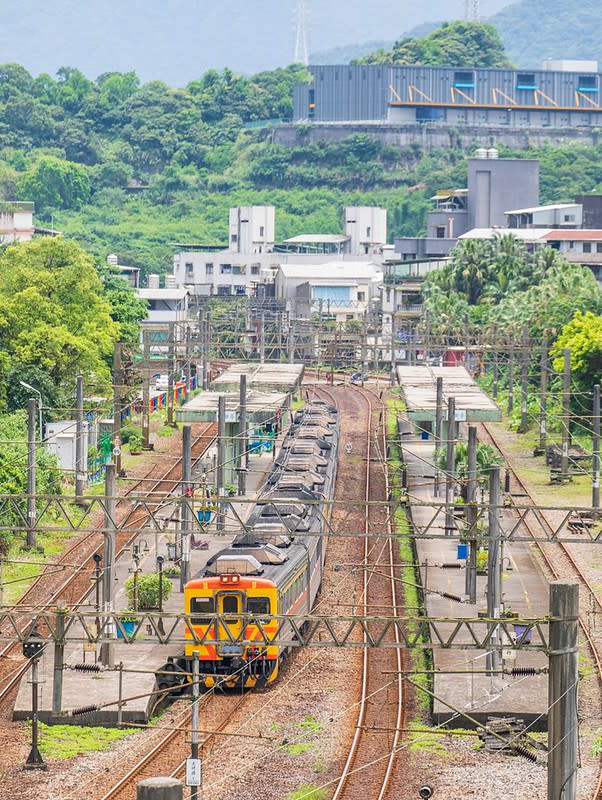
[35,722,137,760]
[285,742,313,756]
[157,425,176,437]
[284,786,328,800]
[296,715,323,735]
[385,400,432,716]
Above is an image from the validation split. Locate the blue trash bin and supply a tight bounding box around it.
[457,543,468,560]
[421,430,429,441]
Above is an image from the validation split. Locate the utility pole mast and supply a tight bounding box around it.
[465,0,480,21]
[294,0,309,66]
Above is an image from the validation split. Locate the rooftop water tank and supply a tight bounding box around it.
[148,273,160,289]
[165,275,176,288]
[487,147,499,159]
[475,148,488,159]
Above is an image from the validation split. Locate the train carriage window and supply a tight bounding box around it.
[190,597,214,625]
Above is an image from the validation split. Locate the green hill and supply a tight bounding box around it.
[490,0,602,67]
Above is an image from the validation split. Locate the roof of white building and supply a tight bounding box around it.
[277,261,383,280]
[137,288,189,300]
[282,234,350,244]
[458,228,553,242]
[505,203,579,215]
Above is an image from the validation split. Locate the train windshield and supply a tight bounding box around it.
[247,597,270,615]
[190,596,214,624]
[220,593,240,624]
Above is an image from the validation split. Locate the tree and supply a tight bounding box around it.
[98,264,148,345]
[359,22,512,68]
[19,156,90,211]
[0,238,120,410]
[551,311,602,390]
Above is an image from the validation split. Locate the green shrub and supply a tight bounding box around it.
[120,425,142,444]
[124,572,171,610]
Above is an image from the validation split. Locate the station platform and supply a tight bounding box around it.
[401,436,550,728]
[13,443,282,727]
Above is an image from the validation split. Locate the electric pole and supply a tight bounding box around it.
[167,322,175,426]
[519,326,529,433]
[26,398,37,549]
[112,342,123,477]
[142,330,151,450]
[216,395,226,534]
[180,425,192,591]
[444,396,456,537]
[537,335,548,456]
[548,581,579,800]
[75,375,86,502]
[238,374,248,496]
[560,348,571,483]
[100,463,116,668]
[486,466,501,675]
[465,425,478,603]
[593,384,600,508]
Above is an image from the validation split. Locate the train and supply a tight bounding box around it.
[157,400,339,693]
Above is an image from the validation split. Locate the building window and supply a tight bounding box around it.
[259,226,265,237]
[232,265,245,275]
[597,243,602,253]
[453,71,474,88]
[220,264,232,274]
[357,291,366,302]
[516,73,537,90]
[366,226,371,238]
[185,262,194,276]
[234,285,246,295]
[346,314,354,321]
[251,264,260,275]
[583,243,592,253]
[578,75,598,93]
[568,241,575,249]
[564,214,575,222]
[205,263,213,275]
[436,226,446,239]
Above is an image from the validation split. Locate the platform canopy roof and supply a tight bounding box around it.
[211,363,304,393]
[396,366,502,423]
[176,390,288,424]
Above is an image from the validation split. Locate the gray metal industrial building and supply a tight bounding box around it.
[293,64,602,128]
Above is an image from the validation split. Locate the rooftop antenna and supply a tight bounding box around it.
[465,0,481,21]
[294,0,309,65]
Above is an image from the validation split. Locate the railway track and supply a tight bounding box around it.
[0,423,216,710]
[99,694,247,800]
[480,422,602,800]
[323,383,405,800]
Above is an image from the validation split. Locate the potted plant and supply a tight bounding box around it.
[163,564,181,580]
[476,549,488,574]
[124,572,172,610]
[117,611,138,638]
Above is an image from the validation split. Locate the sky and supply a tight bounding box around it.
[0,0,513,84]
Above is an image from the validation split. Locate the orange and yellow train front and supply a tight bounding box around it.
[184,574,279,689]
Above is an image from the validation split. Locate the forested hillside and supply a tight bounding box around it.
[2,34,602,276]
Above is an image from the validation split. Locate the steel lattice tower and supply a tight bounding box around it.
[294,0,309,66]
[465,0,481,21]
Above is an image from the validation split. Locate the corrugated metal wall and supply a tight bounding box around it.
[293,64,602,122]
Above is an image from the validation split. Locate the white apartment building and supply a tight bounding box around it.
[173,205,388,298]
[0,201,35,243]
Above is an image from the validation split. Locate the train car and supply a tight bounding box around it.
[157,402,338,693]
